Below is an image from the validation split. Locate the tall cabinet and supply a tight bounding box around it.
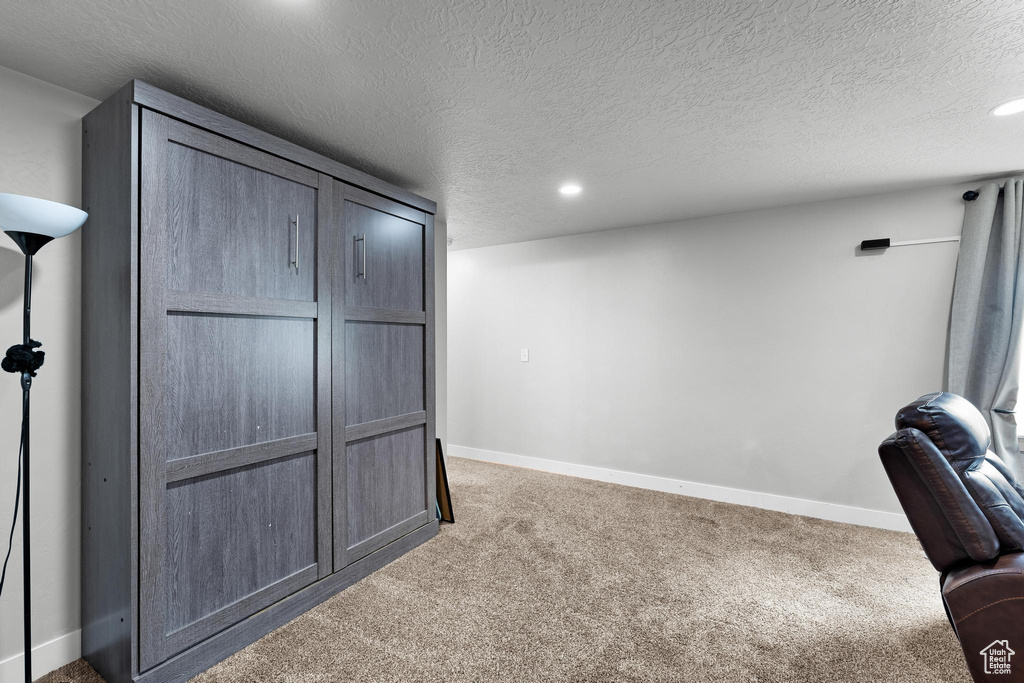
[82,82,437,683]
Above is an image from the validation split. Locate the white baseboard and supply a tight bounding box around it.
[448,445,912,533]
[0,629,80,683]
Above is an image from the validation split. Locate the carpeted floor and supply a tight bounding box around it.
[42,457,970,683]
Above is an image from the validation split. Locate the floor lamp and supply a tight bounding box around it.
[0,193,87,683]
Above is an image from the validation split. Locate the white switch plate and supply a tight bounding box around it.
[520,348,529,362]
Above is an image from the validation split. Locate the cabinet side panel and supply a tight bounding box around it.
[81,84,138,683]
[424,215,436,522]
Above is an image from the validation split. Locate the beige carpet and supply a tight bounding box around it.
[43,457,970,683]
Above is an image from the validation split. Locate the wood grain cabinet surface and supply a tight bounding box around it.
[82,81,437,683]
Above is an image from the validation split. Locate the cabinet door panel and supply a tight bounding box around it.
[166,314,315,460]
[344,200,424,311]
[333,182,434,570]
[139,111,332,670]
[166,453,316,634]
[345,322,424,426]
[164,128,317,301]
[346,427,429,556]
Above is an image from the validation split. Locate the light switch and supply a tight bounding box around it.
[520,348,529,362]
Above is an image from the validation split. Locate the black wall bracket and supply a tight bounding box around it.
[859,236,960,251]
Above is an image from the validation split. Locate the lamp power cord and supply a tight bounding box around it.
[0,339,42,599]
[0,394,26,598]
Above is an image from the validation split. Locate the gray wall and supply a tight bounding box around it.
[0,67,97,665]
[448,183,974,516]
[0,65,448,671]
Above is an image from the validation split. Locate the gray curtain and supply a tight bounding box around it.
[948,177,1024,479]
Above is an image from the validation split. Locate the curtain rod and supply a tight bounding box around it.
[860,239,962,252]
[860,186,996,250]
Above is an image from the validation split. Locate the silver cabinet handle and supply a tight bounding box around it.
[356,233,367,279]
[291,215,299,272]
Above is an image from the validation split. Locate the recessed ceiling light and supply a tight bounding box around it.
[559,183,582,196]
[992,98,1024,116]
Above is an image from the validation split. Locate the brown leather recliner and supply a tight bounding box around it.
[879,392,1024,682]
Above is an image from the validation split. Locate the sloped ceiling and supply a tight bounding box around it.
[2,0,1023,248]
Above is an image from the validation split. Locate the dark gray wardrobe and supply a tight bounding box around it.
[82,81,437,683]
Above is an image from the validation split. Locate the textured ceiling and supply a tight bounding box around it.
[2,1,1024,249]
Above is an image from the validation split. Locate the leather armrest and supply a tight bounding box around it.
[943,552,1024,682]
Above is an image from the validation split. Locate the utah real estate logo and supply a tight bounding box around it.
[980,640,1015,675]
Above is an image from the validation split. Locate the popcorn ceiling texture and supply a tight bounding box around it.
[1,1,1023,248]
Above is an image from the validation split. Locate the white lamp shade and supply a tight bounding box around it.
[0,193,87,238]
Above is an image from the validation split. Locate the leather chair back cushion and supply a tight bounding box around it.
[879,429,999,570]
[896,392,1024,550]
[962,456,1024,549]
[896,392,990,464]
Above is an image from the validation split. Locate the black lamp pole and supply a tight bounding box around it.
[4,231,53,683]
[21,251,33,683]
